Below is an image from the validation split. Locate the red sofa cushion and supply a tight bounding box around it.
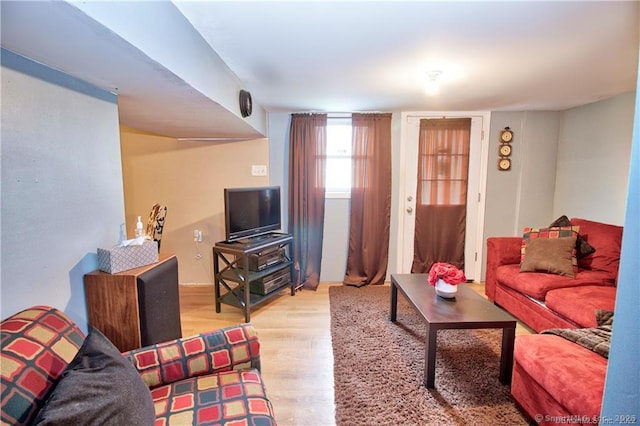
[514,334,607,419]
[571,218,623,278]
[545,285,616,328]
[496,264,614,300]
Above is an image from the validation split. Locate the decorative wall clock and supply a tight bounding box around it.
[500,127,513,143]
[498,158,511,171]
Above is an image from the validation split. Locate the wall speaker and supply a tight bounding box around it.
[239,89,252,118]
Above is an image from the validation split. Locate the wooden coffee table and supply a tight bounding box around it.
[390,273,517,389]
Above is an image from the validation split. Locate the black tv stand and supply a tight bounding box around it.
[213,232,298,322]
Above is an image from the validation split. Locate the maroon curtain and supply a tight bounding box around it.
[411,118,471,273]
[288,114,327,290]
[343,113,392,287]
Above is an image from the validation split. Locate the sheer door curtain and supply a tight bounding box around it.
[411,118,471,274]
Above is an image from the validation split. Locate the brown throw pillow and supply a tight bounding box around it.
[521,226,579,273]
[520,236,577,277]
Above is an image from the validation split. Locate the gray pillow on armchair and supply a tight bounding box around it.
[33,327,155,425]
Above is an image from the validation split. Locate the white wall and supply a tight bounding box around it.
[483,111,562,240]
[1,49,125,329]
[73,1,267,135]
[119,129,270,285]
[515,112,562,231]
[319,198,350,282]
[483,112,529,239]
[267,112,290,230]
[554,93,636,225]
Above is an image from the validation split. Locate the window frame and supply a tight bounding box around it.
[325,115,353,198]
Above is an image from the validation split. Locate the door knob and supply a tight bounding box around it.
[407,196,413,202]
[406,206,413,214]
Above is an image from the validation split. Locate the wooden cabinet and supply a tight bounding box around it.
[84,254,182,352]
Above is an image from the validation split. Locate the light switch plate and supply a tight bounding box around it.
[251,165,267,176]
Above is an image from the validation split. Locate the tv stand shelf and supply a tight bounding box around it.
[213,232,297,322]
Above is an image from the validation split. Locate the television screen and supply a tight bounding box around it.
[224,186,282,242]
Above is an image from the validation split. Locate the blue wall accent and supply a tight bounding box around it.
[600,59,640,420]
[1,48,116,104]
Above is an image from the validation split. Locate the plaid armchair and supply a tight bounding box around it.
[1,306,277,425]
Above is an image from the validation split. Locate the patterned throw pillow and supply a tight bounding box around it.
[521,226,580,273]
[1,306,85,425]
[549,215,596,259]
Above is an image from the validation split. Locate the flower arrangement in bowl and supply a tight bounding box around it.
[428,262,467,299]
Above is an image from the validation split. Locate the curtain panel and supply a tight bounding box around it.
[288,113,327,290]
[343,113,392,287]
[411,118,471,273]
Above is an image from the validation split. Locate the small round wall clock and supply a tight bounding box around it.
[499,144,512,156]
[498,158,511,171]
[500,127,513,143]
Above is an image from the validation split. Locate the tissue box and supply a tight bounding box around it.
[97,240,159,274]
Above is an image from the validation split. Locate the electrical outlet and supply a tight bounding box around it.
[251,165,267,176]
[193,229,203,242]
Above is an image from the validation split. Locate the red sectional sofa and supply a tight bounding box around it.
[485,217,623,425]
[486,218,622,332]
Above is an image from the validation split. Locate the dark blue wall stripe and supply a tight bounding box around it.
[1,48,117,104]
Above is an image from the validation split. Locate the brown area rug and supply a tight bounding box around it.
[329,285,528,425]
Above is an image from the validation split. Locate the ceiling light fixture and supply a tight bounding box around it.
[425,71,443,95]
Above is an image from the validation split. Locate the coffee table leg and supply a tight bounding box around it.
[424,325,437,388]
[500,325,516,385]
[390,282,398,322]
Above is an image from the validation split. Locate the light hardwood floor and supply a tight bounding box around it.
[178,282,532,426]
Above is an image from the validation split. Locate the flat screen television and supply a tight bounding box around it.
[224,186,282,242]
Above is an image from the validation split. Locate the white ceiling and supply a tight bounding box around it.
[175,1,639,113]
[2,1,639,139]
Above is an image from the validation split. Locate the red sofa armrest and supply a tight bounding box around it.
[122,323,260,389]
[486,237,522,301]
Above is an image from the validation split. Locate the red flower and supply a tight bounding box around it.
[427,262,467,286]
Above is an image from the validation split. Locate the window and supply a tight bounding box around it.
[325,117,352,197]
